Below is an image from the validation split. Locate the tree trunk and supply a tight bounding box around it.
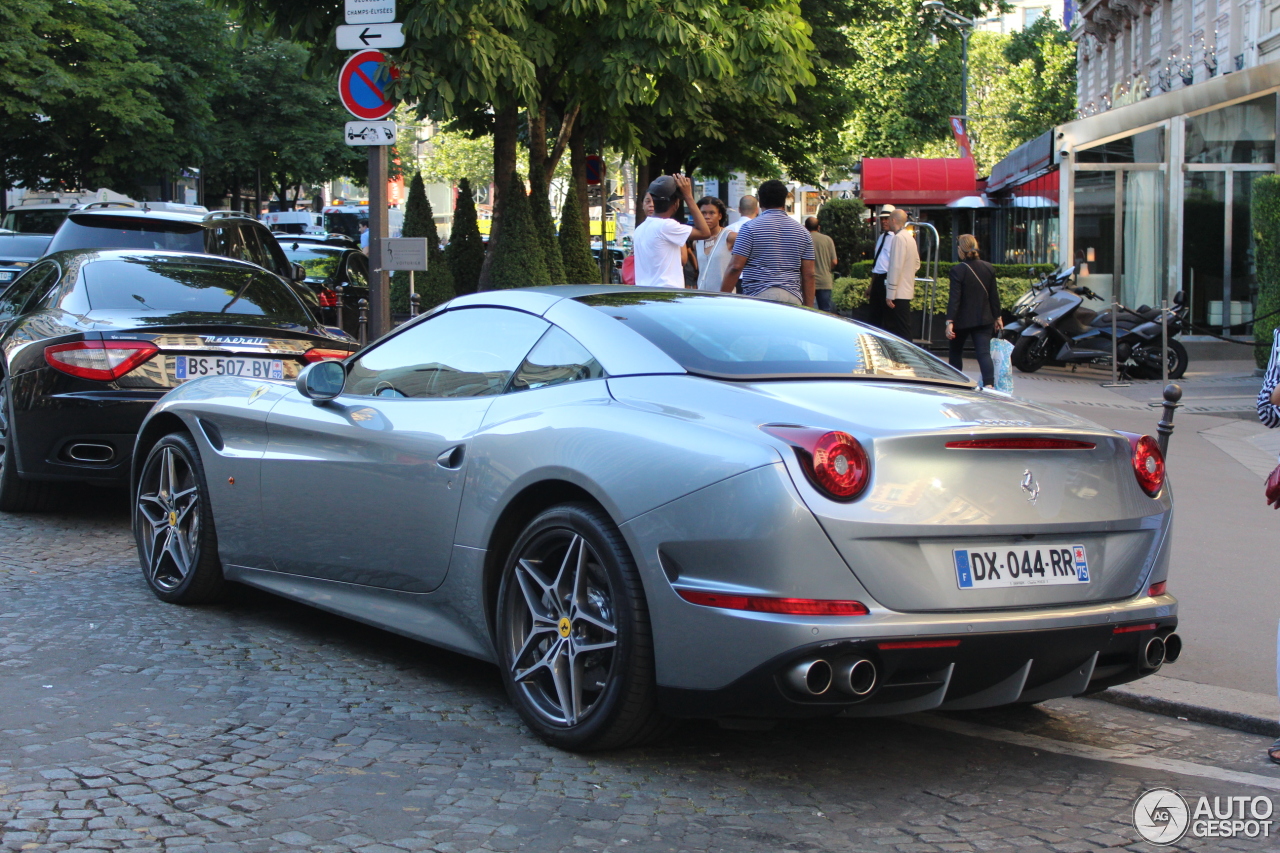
[569,120,587,231]
[545,102,579,183]
[477,100,520,291]
[528,104,547,183]
[634,160,650,227]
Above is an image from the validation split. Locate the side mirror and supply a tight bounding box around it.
[292,262,307,282]
[296,360,345,401]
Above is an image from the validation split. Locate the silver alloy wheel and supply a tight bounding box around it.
[505,530,619,727]
[136,445,202,591]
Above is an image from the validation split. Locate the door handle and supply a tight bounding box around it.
[436,445,465,469]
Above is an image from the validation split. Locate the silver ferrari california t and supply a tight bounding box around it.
[131,287,1179,750]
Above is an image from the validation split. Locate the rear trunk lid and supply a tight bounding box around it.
[751,381,1170,612]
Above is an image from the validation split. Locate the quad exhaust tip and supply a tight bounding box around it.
[1142,636,1166,671]
[786,659,833,696]
[835,658,878,697]
[1163,632,1181,664]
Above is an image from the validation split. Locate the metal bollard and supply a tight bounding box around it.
[409,291,420,317]
[357,298,369,346]
[1155,383,1183,457]
[334,283,345,332]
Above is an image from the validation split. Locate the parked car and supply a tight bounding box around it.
[131,287,1178,750]
[271,231,359,250]
[0,249,357,511]
[0,233,54,288]
[590,247,625,284]
[278,239,371,336]
[45,208,304,285]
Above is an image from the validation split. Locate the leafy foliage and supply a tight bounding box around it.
[1253,175,1280,368]
[446,178,486,295]
[833,275,1033,314]
[528,167,566,284]
[816,198,871,276]
[487,172,549,289]
[391,173,455,313]
[559,172,598,285]
[417,128,495,187]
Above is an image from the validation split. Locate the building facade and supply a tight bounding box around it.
[986,0,1280,335]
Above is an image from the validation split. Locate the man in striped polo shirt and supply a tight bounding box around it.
[719,180,815,307]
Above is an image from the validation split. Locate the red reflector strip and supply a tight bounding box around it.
[1146,581,1167,597]
[876,639,962,650]
[945,438,1097,450]
[676,589,869,616]
[1113,622,1158,634]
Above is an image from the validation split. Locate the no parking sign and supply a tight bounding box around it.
[338,49,397,120]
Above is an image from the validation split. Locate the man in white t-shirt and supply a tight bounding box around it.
[631,174,709,289]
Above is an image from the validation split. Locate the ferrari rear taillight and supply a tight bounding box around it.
[303,348,351,363]
[44,340,159,381]
[762,425,870,501]
[318,289,338,308]
[1118,431,1164,496]
[676,589,869,616]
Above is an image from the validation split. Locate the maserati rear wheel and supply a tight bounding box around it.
[497,503,665,751]
[134,432,224,604]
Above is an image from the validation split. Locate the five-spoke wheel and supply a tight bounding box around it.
[134,432,224,603]
[497,503,665,750]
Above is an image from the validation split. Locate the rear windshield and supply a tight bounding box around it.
[282,244,343,281]
[80,257,313,327]
[579,291,968,383]
[48,215,205,254]
[1,209,68,235]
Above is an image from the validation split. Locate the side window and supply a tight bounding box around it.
[344,252,369,288]
[345,307,549,399]
[0,262,59,321]
[255,227,293,278]
[509,327,605,392]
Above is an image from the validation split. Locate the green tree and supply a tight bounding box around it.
[0,0,167,193]
[417,129,494,188]
[446,178,486,295]
[1254,175,1280,368]
[488,172,549,289]
[391,173,455,313]
[817,198,871,276]
[528,167,566,284]
[559,172,598,284]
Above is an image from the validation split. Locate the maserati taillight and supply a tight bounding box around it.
[303,348,351,363]
[44,340,159,381]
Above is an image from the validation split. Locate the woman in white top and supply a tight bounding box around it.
[692,196,731,291]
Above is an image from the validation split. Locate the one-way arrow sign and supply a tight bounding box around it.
[336,23,405,50]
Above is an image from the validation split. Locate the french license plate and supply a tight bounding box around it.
[175,355,284,382]
[954,544,1090,589]
[0,271,13,282]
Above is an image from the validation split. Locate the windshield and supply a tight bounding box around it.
[324,211,366,239]
[282,245,343,282]
[2,209,70,235]
[47,215,205,254]
[80,256,313,327]
[579,291,969,384]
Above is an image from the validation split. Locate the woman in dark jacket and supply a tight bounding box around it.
[945,234,1003,387]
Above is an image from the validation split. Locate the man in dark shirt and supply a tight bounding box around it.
[720,180,815,307]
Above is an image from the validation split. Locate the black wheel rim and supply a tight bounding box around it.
[136,445,202,591]
[504,528,619,727]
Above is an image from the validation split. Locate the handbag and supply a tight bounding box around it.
[1267,466,1280,509]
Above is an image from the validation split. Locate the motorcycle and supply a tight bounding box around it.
[1002,263,1079,341]
[1011,283,1190,380]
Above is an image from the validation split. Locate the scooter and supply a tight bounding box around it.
[1002,263,1079,341]
[1011,284,1190,379]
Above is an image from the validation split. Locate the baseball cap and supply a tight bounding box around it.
[648,175,678,205]
[877,204,896,217]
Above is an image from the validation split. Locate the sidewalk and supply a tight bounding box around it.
[955,357,1279,737]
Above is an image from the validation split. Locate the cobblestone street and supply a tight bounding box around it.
[3,491,1280,853]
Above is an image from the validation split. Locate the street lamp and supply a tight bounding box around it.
[922,0,975,127]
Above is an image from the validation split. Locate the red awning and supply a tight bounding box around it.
[860,158,978,206]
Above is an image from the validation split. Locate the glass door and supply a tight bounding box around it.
[1182,172,1225,331]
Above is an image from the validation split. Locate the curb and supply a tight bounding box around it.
[1088,677,1279,738]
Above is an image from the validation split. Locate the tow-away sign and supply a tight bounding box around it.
[344,0,395,25]
[336,23,404,50]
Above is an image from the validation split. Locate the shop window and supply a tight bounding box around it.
[1185,95,1277,164]
[1077,127,1166,163]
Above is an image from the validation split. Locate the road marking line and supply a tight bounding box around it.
[907,714,1280,792]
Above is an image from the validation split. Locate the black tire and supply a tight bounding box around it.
[133,432,225,604]
[1129,339,1188,380]
[496,502,666,751]
[0,378,62,513]
[1011,335,1049,373]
